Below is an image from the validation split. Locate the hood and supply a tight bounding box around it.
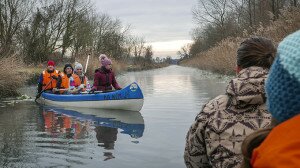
[226,66,269,107]
[95,66,112,73]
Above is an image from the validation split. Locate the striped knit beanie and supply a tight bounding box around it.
[266,30,300,123]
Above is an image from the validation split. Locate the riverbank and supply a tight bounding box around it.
[180,7,300,75]
[0,57,27,98]
[0,58,168,98]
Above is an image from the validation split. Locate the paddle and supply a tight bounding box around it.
[35,78,54,102]
[84,54,90,74]
[88,90,116,94]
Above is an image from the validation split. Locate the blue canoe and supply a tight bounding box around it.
[38,82,144,111]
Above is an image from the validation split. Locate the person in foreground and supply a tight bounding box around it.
[241,30,300,168]
[184,37,276,168]
[91,54,122,92]
[37,60,61,94]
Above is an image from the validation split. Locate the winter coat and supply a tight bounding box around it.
[251,114,300,168]
[92,66,121,91]
[184,66,272,168]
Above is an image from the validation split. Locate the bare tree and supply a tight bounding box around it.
[144,45,153,62]
[132,37,145,58]
[0,0,34,57]
[193,0,230,38]
[177,43,191,59]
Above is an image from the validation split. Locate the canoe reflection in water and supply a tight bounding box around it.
[41,106,145,161]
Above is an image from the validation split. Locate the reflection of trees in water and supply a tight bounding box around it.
[0,102,39,166]
[95,126,117,161]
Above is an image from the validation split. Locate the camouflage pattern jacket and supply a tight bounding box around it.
[184,66,272,168]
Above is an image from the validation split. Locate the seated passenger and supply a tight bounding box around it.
[74,62,90,92]
[37,60,61,94]
[91,54,122,92]
[53,63,81,94]
[184,36,276,168]
[241,30,300,168]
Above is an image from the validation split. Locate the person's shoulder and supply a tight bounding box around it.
[202,94,229,113]
[54,69,61,74]
[95,68,102,73]
[72,73,80,78]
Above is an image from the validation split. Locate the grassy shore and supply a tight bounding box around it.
[180,8,300,75]
[0,56,168,98]
[0,56,27,98]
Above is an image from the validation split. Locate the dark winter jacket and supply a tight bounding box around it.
[92,66,121,91]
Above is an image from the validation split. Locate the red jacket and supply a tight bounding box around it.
[251,114,300,168]
[92,67,121,91]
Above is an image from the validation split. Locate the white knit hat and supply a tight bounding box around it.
[74,62,83,72]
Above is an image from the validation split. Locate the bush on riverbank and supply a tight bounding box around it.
[0,56,27,98]
[181,7,300,74]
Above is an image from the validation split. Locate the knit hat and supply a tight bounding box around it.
[266,30,300,123]
[74,62,83,73]
[99,54,107,61]
[47,60,55,66]
[63,63,73,74]
[100,55,112,66]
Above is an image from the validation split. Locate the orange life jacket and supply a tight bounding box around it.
[62,115,71,129]
[77,75,89,91]
[43,111,56,129]
[42,70,60,90]
[60,73,81,89]
[251,114,300,168]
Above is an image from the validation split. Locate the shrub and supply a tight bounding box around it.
[182,7,300,74]
[0,56,27,98]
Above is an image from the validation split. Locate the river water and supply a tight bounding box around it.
[0,65,229,168]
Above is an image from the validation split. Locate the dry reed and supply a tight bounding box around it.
[0,56,27,97]
[182,7,300,74]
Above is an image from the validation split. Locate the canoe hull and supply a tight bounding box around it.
[41,99,144,111]
[38,82,144,111]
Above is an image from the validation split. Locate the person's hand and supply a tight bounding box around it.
[78,84,85,89]
[52,88,58,93]
[88,88,96,94]
[51,75,58,80]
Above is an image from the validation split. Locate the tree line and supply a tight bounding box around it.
[178,0,299,59]
[0,0,155,65]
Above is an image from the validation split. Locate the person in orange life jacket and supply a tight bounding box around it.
[241,30,300,168]
[74,62,90,92]
[91,54,122,92]
[53,63,81,94]
[37,60,61,93]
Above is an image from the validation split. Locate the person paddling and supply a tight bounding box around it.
[37,60,61,96]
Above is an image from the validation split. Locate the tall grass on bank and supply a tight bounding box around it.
[0,56,27,98]
[182,7,300,74]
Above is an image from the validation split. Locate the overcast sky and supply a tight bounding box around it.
[93,0,198,58]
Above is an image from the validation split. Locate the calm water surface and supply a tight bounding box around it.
[0,65,228,168]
